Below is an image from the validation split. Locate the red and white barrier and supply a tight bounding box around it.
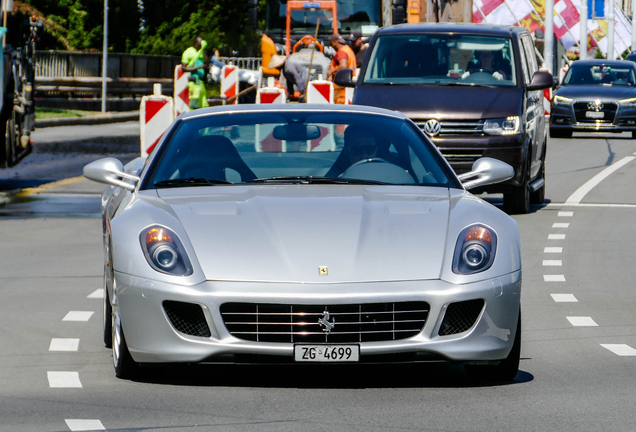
[345,87,355,105]
[140,85,174,157]
[174,65,190,118]
[221,65,239,105]
[306,80,334,104]
[544,88,551,116]
[256,87,286,104]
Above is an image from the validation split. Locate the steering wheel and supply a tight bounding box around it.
[339,158,390,178]
[293,35,324,53]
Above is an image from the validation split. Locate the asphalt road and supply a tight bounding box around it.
[1,129,636,431]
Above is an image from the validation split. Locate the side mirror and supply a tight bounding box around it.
[458,157,514,190]
[84,158,140,191]
[528,70,553,91]
[334,68,356,88]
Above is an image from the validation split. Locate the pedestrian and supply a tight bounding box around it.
[181,36,212,109]
[348,30,368,66]
[268,55,309,101]
[327,33,356,104]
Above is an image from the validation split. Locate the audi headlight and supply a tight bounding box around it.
[618,97,636,106]
[453,225,497,275]
[553,95,574,105]
[140,226,193,276]
[483,116,520,136]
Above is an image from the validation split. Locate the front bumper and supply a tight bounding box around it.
[551,101,636,132]
[114,271,521,365]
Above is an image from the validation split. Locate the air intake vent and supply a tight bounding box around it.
[220,302,429,343]
[439,299,484,336]
[163,301,211,338]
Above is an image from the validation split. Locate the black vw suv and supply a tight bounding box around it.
[336,23,553,213]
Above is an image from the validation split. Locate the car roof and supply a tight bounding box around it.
[377,22,526,38]
[570,59,636,68]
[180,103,410,121]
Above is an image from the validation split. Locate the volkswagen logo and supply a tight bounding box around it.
[588,100,604,111]
[423,119,442,137]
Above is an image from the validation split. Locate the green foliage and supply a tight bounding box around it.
[7,0,260,55]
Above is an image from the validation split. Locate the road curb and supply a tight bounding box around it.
[34,111,139,128]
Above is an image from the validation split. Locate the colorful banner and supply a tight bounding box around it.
[473,0,633,58]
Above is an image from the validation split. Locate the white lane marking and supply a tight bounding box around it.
[558,211,574,217]
[601,344,636,356]
[47,371,82,388]
[49,338,80,352]
[543,260,562,266]
[544,275,566,282]
[63,311,94,322]
[87,289,104,299]
[565,156,636,204]
[65,419,105,431]
[551,294,578,302]
[548,234,566,240]
[544,247,563,253]
[567,316,598,327]
[552,223,570,228]
[548,203,636,208]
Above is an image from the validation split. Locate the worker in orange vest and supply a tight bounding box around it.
[327,33,356,104]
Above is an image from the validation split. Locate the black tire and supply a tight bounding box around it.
[103,273,112,348]
[504,156,531,214]
[550,128,572,139]
[465,310,521,382]
[112,313,139,379]
[632,131,636,139]
[530,144,546,205]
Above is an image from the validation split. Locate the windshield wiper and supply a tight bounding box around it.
[438,82,497,88]
[245,176,388,185]
[154,178,233,188]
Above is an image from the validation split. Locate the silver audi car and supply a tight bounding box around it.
[84,104,522,382]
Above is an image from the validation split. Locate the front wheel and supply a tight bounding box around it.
[464,310,521,382]
[504,157,531,214]
[530,147,546,205]
[112,312,139,379]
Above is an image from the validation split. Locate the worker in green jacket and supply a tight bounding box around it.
[181,36,210,109]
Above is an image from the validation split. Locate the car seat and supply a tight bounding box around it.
[180,135,257,182]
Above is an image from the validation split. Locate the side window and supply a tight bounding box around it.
[522,36,538,76]
[518,40,530,85]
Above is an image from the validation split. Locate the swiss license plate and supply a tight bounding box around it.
[586,111,604,119]
[294,345,359,362]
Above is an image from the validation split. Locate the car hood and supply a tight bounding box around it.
[354,84,523,119]
[556,85,636,101]
[157,185,451,283]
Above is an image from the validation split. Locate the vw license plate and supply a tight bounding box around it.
[294,345,359,362]
[586,111,604,119]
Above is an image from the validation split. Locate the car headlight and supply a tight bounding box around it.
[483,116,520,136]
[618,97,636,106]
[140,226,193,276]
[452,225,497,275]
[553,95,574,105]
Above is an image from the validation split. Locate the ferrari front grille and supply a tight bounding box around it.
[438,299,485,336]
[163,301,212,338]
[220,302,429,343]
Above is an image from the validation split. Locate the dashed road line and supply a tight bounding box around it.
[552,223,570,228]
[87,289,104,299]
[49,338,80,352]
[65,419,105,431]
[558,211,574,217]
[551,294,578,302]
[544,247,563,253]
[601,344,636,356]
[543,260,562,266]
[544,275,566,282]
[567,316,598,327]
[47,372,82,388]
[548,234,566,240]
[63,311,94,322]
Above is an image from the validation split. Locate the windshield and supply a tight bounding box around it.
[145,112,455,189]
[563,64,636,86]
[265,0,381,34]
[363,34,517,87]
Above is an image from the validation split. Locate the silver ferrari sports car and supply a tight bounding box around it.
[84,104,521,381]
